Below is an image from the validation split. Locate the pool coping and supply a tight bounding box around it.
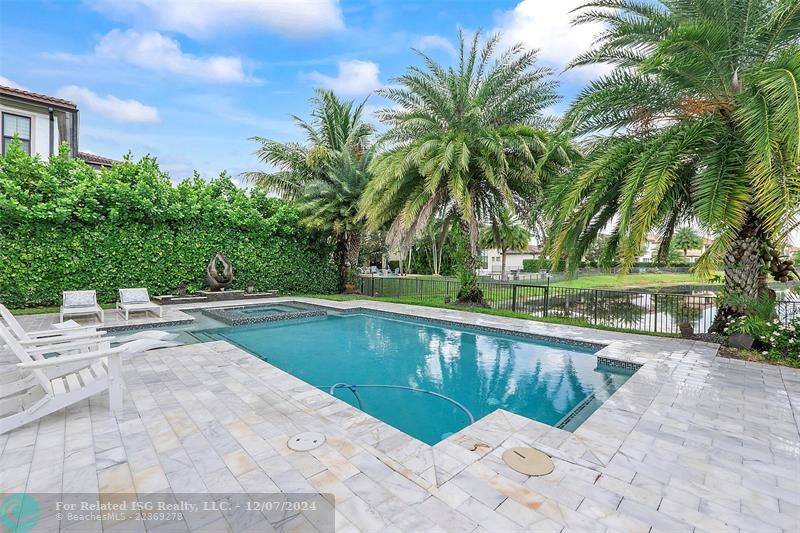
[100,296,702,492]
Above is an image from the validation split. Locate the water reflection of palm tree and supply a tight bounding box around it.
[480,337,517,406]
[509,358,592,423]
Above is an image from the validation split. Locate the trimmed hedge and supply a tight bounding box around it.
[0,146,338,308]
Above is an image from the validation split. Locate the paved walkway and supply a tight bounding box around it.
[2,298,799,532]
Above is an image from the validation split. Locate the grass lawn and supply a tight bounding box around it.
[551,272,719,290]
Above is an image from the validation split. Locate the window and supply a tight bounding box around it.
[2,113,31,155]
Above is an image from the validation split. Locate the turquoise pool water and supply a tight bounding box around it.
[208,311,632,445]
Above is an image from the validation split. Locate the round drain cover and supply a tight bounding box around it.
[287,432,325,451]
[502,447,554,476]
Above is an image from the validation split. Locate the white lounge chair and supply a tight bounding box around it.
[0,304,106,350]
[117,288,162,320]
[60,290,104,323]
[0,324,125,434]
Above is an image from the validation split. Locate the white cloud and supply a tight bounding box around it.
[95,30,252,83]
[85,0,344,38]
[415,35,457,57]
[0,76,26,89]
[494,0,611,80]
[57,86,160,123]
[308,60,381,97]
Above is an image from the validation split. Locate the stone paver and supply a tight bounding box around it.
[2,297,799,532]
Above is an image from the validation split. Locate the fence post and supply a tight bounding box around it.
[593,290,598,325]
[653,294,658,333]
[543,286,549,317]
[512,285,517,312]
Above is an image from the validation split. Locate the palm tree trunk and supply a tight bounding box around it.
[456,216,485,305]
[337,232,361,291]
[434,218,451,276]
[500,249,507,282]
[709,212,771,333]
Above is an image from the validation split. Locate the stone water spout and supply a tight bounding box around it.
[206,251,233,291]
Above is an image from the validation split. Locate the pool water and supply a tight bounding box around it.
[210,311,632,445]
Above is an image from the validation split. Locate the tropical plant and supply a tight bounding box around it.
[547,0,800,331]
[479,208,530,280]
[764,318,800,362]
[244,89,375,288]
[672,227,704,259]
[361,30,572,303]
[724,293,777,340]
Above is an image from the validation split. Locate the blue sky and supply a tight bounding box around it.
[0,0,607,181]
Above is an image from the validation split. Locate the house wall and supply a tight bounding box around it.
[479,248,537,274]
[0,99,71,158]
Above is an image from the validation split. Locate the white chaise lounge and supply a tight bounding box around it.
[60,290,104,323]
[0,303,107,350]
[117,288,162,320]
[0,323,125,434]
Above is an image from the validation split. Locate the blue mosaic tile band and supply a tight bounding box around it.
[596,356,642,371]
[556,392,597,429]
[102,319,195,332]
[200,306,328,326]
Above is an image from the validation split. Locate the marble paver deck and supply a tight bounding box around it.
[2,297,800,532]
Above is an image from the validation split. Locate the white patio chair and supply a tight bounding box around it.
[0,324,125,434]
[60,290,104,323]
[0,304,107,350]
[117,288,162,320]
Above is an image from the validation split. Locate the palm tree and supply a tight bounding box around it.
[672,227,703,260]
[361,30,571,303]
[299,152,373,282]
[547,0,800,330]
[243,89,375,289]
[479,209,531,280]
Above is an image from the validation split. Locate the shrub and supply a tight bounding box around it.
[522,258,548,272]
[763,319,800,361]
[0,146,338,307]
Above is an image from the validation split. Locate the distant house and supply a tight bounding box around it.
[479,243,543,276]
[0,84,117,170]
[635,232,712,263]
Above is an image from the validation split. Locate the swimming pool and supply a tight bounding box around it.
[200,309,633,445]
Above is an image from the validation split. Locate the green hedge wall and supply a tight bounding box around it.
[0,146,338,308]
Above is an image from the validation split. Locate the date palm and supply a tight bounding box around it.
[547,0,800,330]
[361,30,571,303]
[672,227,703,259]
[479,208,531,280]
[243,89,375,289]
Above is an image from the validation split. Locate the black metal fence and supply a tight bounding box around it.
[777,300,800,322]
[359,276,797,336]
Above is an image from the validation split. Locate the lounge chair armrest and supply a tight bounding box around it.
[17,347,126,369]
[27,326,102,338]
[25,336,118,354]
[20,331,107,345]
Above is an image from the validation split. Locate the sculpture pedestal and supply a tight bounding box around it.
[154,290,278,305]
